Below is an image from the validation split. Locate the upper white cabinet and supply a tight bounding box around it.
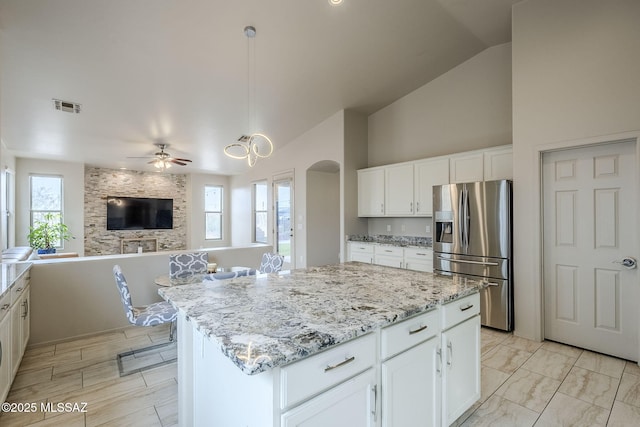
[358,168,385,217]
[358,145,512,217]
[385,164,414,216]
[414,157,450,216]
[449,151,484,183]
[483,145,513,181]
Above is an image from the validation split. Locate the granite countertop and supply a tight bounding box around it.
[348,235,432,248]
[159,262,479,375]
[0,262,32,298]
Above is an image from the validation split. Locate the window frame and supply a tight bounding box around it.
[204,184,223,241]
[252,180,268,244]
[29,174,65,248]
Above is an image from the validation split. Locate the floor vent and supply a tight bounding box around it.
[53,99,81,113]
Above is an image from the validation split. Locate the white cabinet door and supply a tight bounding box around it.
[449,152,484,184]
[348,242,374,264]
[375,246,404,269]
[10,293,23,378]
[358,168,385,217]
[381,338,440,427]
[414,157,449,216]
[20,287,29,353]
[442,315,481,426]
[0,312,11,402]
[282,368,376,427]
[385,163,414,216]
[483,146,513,180]
[404,248,433,273]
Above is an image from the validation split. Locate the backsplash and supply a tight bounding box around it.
[348,234,432,247]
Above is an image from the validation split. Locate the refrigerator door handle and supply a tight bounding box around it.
[437,256,500,266]
[458,189,464,249]
[464,188,470,249]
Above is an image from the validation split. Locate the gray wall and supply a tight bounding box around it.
[367,43,512,167]
[511,0,640,341]
[307,167,340,266]
[29,244,271,346]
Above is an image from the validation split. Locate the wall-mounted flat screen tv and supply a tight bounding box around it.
[106,197,173,230]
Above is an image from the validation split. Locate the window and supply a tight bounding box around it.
[205,185,223,240]
[30,175,64,247]
[253,181,268,243]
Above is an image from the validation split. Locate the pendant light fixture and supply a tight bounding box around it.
[224,25,273,167]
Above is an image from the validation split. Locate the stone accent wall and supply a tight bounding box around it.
[84,167,188,256]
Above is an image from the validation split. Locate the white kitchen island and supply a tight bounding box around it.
[159,262,482,427]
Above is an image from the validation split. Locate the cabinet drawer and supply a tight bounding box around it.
[375,245,403,257]
[380,309,439,360]
[350,243,374,254]
[441,292,480,330]
[403,247,432,259]
[0,291,11,321]
[11,278,27,305]
[280,333,376,410]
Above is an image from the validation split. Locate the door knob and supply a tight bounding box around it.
[613,257,637,269]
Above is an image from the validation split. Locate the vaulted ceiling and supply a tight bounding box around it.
[0,0,519,175]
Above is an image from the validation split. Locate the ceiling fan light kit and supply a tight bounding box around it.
[224,25,273,167]
[130,143,192,171]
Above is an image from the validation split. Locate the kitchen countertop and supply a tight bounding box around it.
[0,262,32,298]
[348,234,432,248]
[159,262,480,375]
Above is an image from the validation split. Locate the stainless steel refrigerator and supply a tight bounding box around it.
[433,180,513,331]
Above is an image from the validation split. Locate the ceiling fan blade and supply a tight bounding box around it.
[169,159,187,166]
[171,157,192,162]
[127,156,155,159]
[147,160,157,164]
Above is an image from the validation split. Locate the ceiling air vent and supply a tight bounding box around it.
[53,99,81,113]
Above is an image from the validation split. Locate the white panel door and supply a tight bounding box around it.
[543,140,639,361]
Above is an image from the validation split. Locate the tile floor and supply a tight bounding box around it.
[457,328,640,427]
[2,325,640,426]
[0,324,177,426]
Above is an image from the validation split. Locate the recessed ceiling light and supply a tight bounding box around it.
[329,0,343,5]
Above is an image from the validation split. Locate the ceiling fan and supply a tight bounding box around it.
[129,143,192,169]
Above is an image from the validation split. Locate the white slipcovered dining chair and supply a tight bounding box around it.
[259,252,284,273]
[168,252,208,279]
[113,265,178,375]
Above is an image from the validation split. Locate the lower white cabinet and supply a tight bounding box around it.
[374,246,404,269]
[281,369,376,427]
[381,338,441,427]
[0,309,11,402]
[348,242,434,273]
[10,284,30,378]
[348,243,374,264]
[403,248,433,273]
[441,295,481,426]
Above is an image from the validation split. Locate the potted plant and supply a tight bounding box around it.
[27,213,74,254]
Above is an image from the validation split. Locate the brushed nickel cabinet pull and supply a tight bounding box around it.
[460,304,474,311]
[324,356,356,372]
[408,325,428,335]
